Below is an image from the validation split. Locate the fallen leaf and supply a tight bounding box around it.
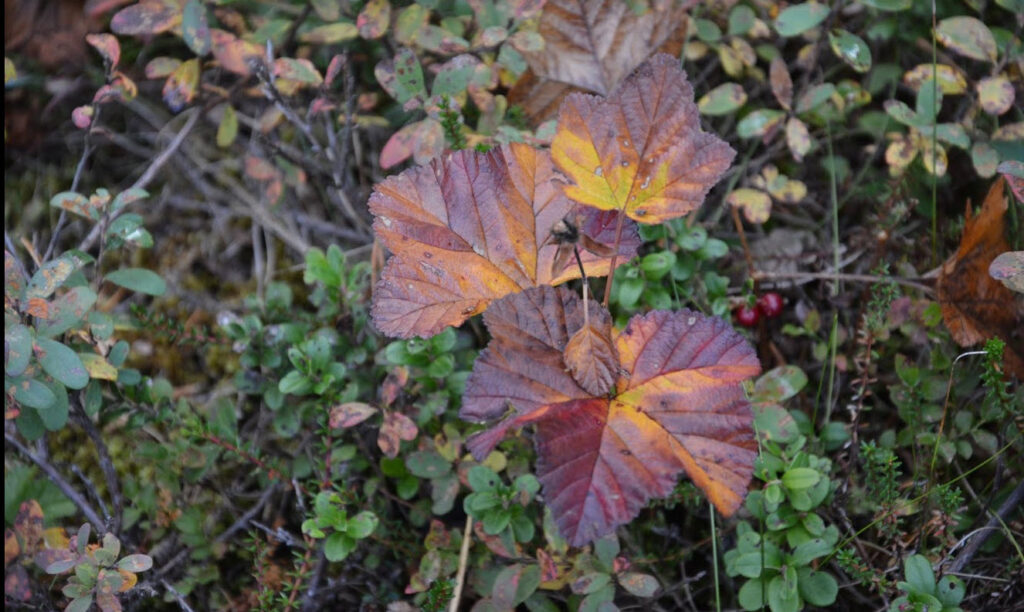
[378,411,418,458]
[462,286,760,546]
[370,143,639,338]
[937,179,1024,377]
[563,306,618,396]
[552,54,735,224]
[769,56,793,111]
[727,188,772,224]
[329,402,379,429]
[508,0,690,123]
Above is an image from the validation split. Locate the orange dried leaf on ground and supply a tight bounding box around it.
[552,54,735,224]
[509,0,691,124]
[461,286,760,546]
[370,143,639,338]
[937,179,1024,377]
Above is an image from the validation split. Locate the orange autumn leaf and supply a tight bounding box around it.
[552,54,736,224]
[370,143,639,338]
[462,286,760,546]
[937,178,1024,377]
[509,0,691,124]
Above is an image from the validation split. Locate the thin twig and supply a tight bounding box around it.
[73,400,123,535]
[5,432,106,534]
[78,109,201,253]
[162,579,197,612]
[216,483,279,544]
[751,270,933,294]
[948,479,1024,573]
[44,106,102,262]
[449,516,473,612]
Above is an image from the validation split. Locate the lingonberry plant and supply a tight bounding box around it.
[370,54,761,546]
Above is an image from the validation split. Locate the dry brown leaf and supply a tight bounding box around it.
[563,304,618,396]
[509,0,692,124]
[937,178,1024,377]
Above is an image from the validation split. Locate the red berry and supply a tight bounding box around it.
[734,304,761,328]
[757,292,784,319]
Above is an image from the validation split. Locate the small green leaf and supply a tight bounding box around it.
[345,511,379,539]
[66,595,94,612]
[182,0,211,56]
[324,532,355,561]
[903,554,936,595]
[5,323,33,375]
[738,578,767,611]
[774,3,830,37]
[915,79,943,119]
[110,188,149,213]
[935,123,969,149]
[11,376,57,410]
[782,467,821,490]
[828,29,871,72]
[935,16,997,62]
[859,0,912,10]
[936,574,965,606]
[798,568,838,606]
[217,103,238,148]
[737,109,786,139]
[728,4,756,35]
[406,450,452,479]
[698,83,748,116]
[753,366,808,402]
[35,286,97,338]
[26,251,93,299]
[299,23,358,44]
[884,100,923,127]
[105,268,166,296]
[767,568,800,612]
[790,537,831,564]
[34,338,89,389]
[482,509,511,534]
[468,465,500,492]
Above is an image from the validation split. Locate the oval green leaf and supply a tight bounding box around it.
[105,268,166,296]
[698,83,748,116]
[828,29,871,72]
[935,16,997,62]
[774,3,830,37]
[33,338,89,389]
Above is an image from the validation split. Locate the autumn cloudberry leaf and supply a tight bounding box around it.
[551,53,736,224]
[509,0,689,124]
[461,286,760,546]
[937,178,1024,378]
[370,143,639,338]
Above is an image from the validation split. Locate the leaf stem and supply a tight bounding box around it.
[602,210,628,307]
[710,502,721,612]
